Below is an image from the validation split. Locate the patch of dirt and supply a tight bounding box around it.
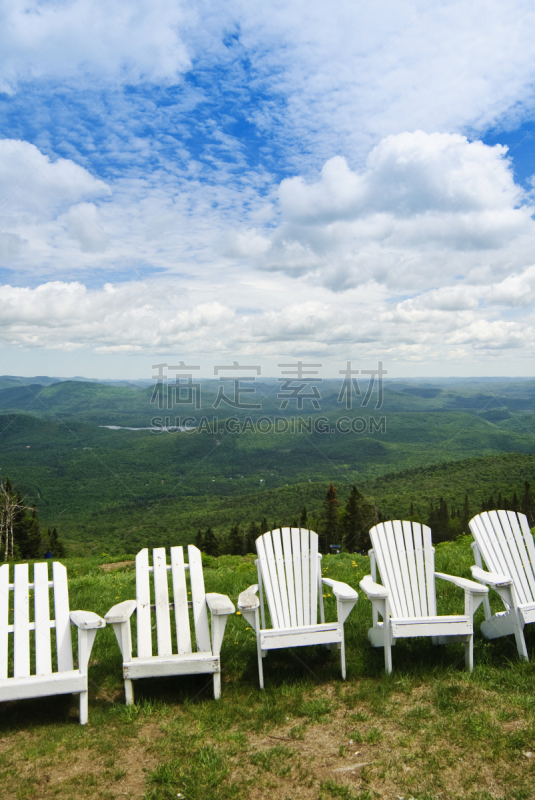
[225,683,534,800]
[100,561,135,572]
[0,720,162,800]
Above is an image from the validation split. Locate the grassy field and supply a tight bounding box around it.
[1,538,535,800]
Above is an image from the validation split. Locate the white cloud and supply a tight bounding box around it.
[0,0,191,93]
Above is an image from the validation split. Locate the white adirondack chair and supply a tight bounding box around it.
[237,528,358,688]
[105,546,235,703]
[469,510,535,661]
[359,521,488,674]
[0,561,105,724]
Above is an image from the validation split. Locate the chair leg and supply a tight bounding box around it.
[257,636,265,689]
[340,635,346,680]
[465,635,474,672]
[512,610,529,662]
[79,691,88,725]
[125,679,134,705]
[213,671,221,700]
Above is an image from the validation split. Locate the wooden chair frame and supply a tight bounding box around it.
[360,521,488,674]
[105,545,234,703]
[469,510,535,661]
[238,528,358,688]
[0,561,105,724]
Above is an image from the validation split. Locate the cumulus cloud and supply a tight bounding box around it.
[0,0,191,93]
[255,132,535,294]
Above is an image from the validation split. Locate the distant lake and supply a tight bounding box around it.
[100,425,194,431]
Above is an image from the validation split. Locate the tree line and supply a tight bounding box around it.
[0,477,66,560]
[195,480,535,556]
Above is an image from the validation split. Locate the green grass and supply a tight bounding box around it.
[1,538,535,799]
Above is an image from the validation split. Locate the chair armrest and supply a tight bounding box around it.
[206,592,235,616]
[359,574,389,599]
[70,610,106,630]
[238,584,260,611]
[104,599,137,624]
[435,572,489,595]
[470,566,513,588]
[322,578,358,601]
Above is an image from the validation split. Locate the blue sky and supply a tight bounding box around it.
[1,0,535,379]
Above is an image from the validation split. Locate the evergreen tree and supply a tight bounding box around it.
[513,492,520,512]
[299,506,308,528]
[260,517,269,534]
[228,524,242,556]
[341,485,374,553]
[47,526,67,558]
[521,481,535,525]
[460,493,470,534]
[203,526,219,557]
[409,502,415,517]
[195,528,204,551]
[320,483,339,553]
[246,521,260,554]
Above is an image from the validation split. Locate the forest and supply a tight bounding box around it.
[1,375,535,554]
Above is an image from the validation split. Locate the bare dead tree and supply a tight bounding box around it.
[0,480,36,560]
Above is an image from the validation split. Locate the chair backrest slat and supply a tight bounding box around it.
[391,521,412,618]
[282,529,298,628]
[471,513,506,576]
[188,546,211,652]
[136,549,152,658]
[34,562,52,676]
[264,533,285,628]
[273,530,291,628]
[256,529,322,631]
[309,530,318,626]
[492,511,531,604]
[170,546,192,654]
[412,523,429,616]
[370,521,435,619]
[52,562,73,672]
[291,528,304,627]
[422,526,437,616]
[256,536,278,628]
[518,513,535,600]
[13,564,30,678]
[500,511,535,603]
[470,511,535,606]
[153,548,172,657]
[372,523,402,617]
[300,529,311,626]
[402,520,421,616]
[0,564,8,679]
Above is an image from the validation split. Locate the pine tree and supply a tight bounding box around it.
[341,485,374,553]
[47,526,66,558]
[460,493,470,534]
[299,506,308,528]
[260,518,269,534]
[320,484,339,553]
[203,526,219,557]
[228,524,242,556]
[195,528,204,551]
[521,481,535,525]
[246,521,260,554]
